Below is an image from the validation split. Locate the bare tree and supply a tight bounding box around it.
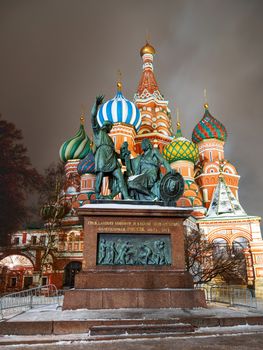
[185,228,247,285]
[38,162,65,207]
[35,172,70,285]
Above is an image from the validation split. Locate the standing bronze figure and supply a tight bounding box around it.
[91,96,130,199]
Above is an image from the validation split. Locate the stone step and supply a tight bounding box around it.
[90,322,195,336]
[1,315,263,336]
[1,326,263,347]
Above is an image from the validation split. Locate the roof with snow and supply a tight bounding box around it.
[206,174,247,218]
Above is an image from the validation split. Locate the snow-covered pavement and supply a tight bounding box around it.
[3,302,263,322]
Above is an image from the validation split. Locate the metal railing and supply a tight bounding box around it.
[197,284,259,309]
[0,284,64,319]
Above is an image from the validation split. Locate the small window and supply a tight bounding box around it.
[14,237,20,245]
[31,236,37,245]
[69,233,75,241]
[40,235,46,245]
[42,277,48,286]
[10,277,17,287]
[210,169,214,173]
[209,151,213,162]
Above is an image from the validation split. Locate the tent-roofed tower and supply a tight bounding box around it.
[134,42,173,153]
[197,172,263,289]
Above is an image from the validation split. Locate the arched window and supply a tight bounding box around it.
[213,238,228,255]
[232,237,249,252]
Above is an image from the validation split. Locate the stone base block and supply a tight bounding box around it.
[75,270,194,289]
[63,288,206,310]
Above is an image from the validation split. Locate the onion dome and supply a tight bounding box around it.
[97,82,141,131]
[140,42,156,57]
[77,151,95,175]
[59,115,91,163]
[163,118,199,164]
[192,104,227,143]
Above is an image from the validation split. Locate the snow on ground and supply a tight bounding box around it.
[2,328,263,350]
[2,303,263,322]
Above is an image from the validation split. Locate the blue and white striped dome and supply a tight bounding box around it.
[97,87,141,131]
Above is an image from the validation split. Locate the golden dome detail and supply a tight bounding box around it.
[117,81,122,91]
[140,42,156,57]
[80,113,85,125]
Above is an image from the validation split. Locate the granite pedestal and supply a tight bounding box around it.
[63,203,206,309]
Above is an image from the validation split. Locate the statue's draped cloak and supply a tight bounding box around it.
[93,129,118,173]
[130,152,160,188]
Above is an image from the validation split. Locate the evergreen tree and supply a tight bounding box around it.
[0,115,42,246]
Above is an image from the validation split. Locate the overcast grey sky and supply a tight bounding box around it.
[0,0,263,218]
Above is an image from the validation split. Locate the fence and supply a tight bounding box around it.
[0,284,64,319]
[198,284,259,309]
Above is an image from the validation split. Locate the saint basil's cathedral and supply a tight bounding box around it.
[1,42,263,296]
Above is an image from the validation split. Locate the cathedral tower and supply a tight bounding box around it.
[163,113,204,212]
[134,42,173,153]
[97,81,141,157]
[59,115,91,196]
[192,103,240,208]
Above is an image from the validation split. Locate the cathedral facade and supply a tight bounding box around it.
[1,42,263,296]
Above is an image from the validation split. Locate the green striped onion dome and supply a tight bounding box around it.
[192,104,227,143]
[59,122,91,163]
[163,136,199,163]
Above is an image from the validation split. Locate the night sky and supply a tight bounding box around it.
[1,0,263,218]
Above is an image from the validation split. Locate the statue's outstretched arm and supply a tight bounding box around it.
[91,95,104,131]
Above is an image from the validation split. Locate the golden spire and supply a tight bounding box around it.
[175,107,182,138]
[80,104,86,125]
[146,29,150,44]
[176,107,180,128]
[117,69,122,91]
[80,114,85,125]
[204,88,209,109]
